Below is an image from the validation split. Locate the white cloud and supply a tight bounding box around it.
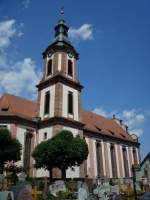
[0,58,41,99]
[0,19,23,50]
[22,0,31,9]
[69,24,93,41]
[0,20,16,49]
[93,107,108,117]
[122,109,135,119]
[122,109,145,129]
[130,129,143,137]
[0,19,41,99]
[93,107,146,137]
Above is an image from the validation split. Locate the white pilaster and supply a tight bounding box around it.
[131,147,134,165]
[120,145,125,177]
[126,146,131,177]
[136,148,140,164]
[93,140,98,177]
[115,144,120,177]
[107,143,112,178]
[58,53,62,71]
[101,141,106,176]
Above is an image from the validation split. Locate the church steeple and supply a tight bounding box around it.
[54,8,71,45]
[37,11,83,132]
[42,10,78,60]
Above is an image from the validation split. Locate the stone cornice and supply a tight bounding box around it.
[83,128,140,147]
[43,41,79,59]
[0,114,140,146]
[36,74,83,91]
[0,115,36,128]
[39,116,85,130]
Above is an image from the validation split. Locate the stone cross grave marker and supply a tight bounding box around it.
[49,180,66,196]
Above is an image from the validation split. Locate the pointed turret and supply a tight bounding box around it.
[54,9,71,44]
[43,9,78,59]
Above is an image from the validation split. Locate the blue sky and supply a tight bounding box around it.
[0,0,150,158]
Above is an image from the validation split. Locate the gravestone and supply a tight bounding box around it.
[49,180,66,196]
[136,182,141,191]
[0,174,5,190]
[0,191,14,200]
[16,185,33,200]
[9,173,33,200]
[93,182,109,200]
[0,174,5,181]
[77,182,88,200]
[111,185,119,195]
[18,173,27,182]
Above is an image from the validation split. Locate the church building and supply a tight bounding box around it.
[0,14,140,179]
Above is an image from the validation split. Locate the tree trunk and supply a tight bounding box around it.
[0,161,4,174]
[61,168,66,180]
[49,168,52,182]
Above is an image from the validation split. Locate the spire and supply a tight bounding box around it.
[60,7,64,20]
[54,7,71,44]
[43,8,79,59]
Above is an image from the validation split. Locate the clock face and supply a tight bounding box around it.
[68,52,73,58]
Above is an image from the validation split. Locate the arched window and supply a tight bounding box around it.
[96,142,103,178]
[44,132,47,140]
[110,145,117,178]
[44,92,50,115]
[47,59,52,76]
[122,147,129,177]
[68,60,73,77]
[68,91,73,114]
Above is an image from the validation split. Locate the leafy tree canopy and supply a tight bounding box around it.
[32,130,88,179]
[0,129,21,174]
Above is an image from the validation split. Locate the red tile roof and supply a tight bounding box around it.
[81,109,134,142]
[0,93,37,120]
[0,93,135,142]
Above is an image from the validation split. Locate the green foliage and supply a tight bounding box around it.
[46,192,56,200]
[5,165,23,184]
[56,191,76,199]
[32,130,89,179]
[32,140,50,170]
[0,129,21,174]
[109,179,117,186]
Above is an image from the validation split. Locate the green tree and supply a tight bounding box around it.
[32,140,53,178]
[32,130,88,179]
[0,129,21,174]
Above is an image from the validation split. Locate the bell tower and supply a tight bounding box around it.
[37,10,84,136]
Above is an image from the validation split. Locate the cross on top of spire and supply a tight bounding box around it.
[60,6,64,20]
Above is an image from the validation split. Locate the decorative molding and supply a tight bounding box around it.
[42,41,79,60]
[0,114,140,147]
[36,74,83,92]
[83,128,140,147]
[39,116,85,130]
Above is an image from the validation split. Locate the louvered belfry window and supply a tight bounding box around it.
[68,91,73,114]
[47,59,52,76]
[68,60,73,76]
[44,92,50,115]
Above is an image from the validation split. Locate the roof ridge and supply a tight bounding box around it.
[2,93,37,104]
[82,108,112,121]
